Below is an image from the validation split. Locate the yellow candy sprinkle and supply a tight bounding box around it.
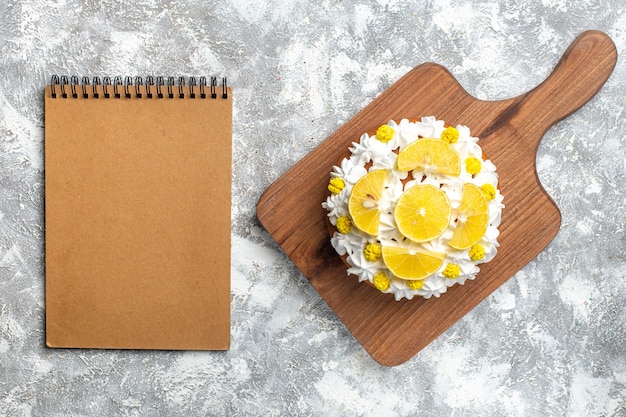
[442,264,461,279]
[465,157,482,175]
[376,124,394,143]
[407,279,424,290]
[481,183,496,201]
[441,126,459,144]
[328,177,345,194]
[373,271,391,291]
[336,216,352,234]
[363,242,382,262]
[469,244,485,261]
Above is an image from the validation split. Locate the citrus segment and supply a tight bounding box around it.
[348,170,389,235]
[396,138,461,176]
[382,245,445,280]
[448,183,489,249]
[394,184,451,243]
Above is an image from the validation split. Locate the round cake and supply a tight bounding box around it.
[322,117,504,300]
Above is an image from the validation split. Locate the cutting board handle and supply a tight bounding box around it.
[496,30,616,134]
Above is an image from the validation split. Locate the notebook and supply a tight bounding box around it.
[44,75,232,350]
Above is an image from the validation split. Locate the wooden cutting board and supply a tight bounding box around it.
[256,30,617,366]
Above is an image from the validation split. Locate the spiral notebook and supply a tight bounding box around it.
[44,75,232,350]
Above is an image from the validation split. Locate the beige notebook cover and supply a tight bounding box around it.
[44,76,231,350]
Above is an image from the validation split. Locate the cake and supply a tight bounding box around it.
[322,117,504,300]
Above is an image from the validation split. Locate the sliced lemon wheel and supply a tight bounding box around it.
[348,170,389,235]
[394,184,451,243]
[448,183,489,250]
[382,245,445,280]
[396,138,461,176]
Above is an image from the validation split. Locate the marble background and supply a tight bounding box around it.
[1,0,625,415]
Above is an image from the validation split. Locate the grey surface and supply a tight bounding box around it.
[1,0,626,416]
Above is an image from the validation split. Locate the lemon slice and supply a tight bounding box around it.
[348,170,389,235]
[448,183,489,249]
[396,138,461,176]
[382,245,445,280]
[394,184,451,243]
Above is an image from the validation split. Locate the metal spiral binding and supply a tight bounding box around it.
[50,75,228,99]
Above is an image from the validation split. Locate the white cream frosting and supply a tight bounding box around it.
[322,117,504,300]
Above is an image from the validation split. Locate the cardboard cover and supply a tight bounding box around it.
[44,83,232,350]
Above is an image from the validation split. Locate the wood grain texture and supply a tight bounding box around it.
[256,30,617,366]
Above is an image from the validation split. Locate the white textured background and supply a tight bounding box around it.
[1,0,626,416]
